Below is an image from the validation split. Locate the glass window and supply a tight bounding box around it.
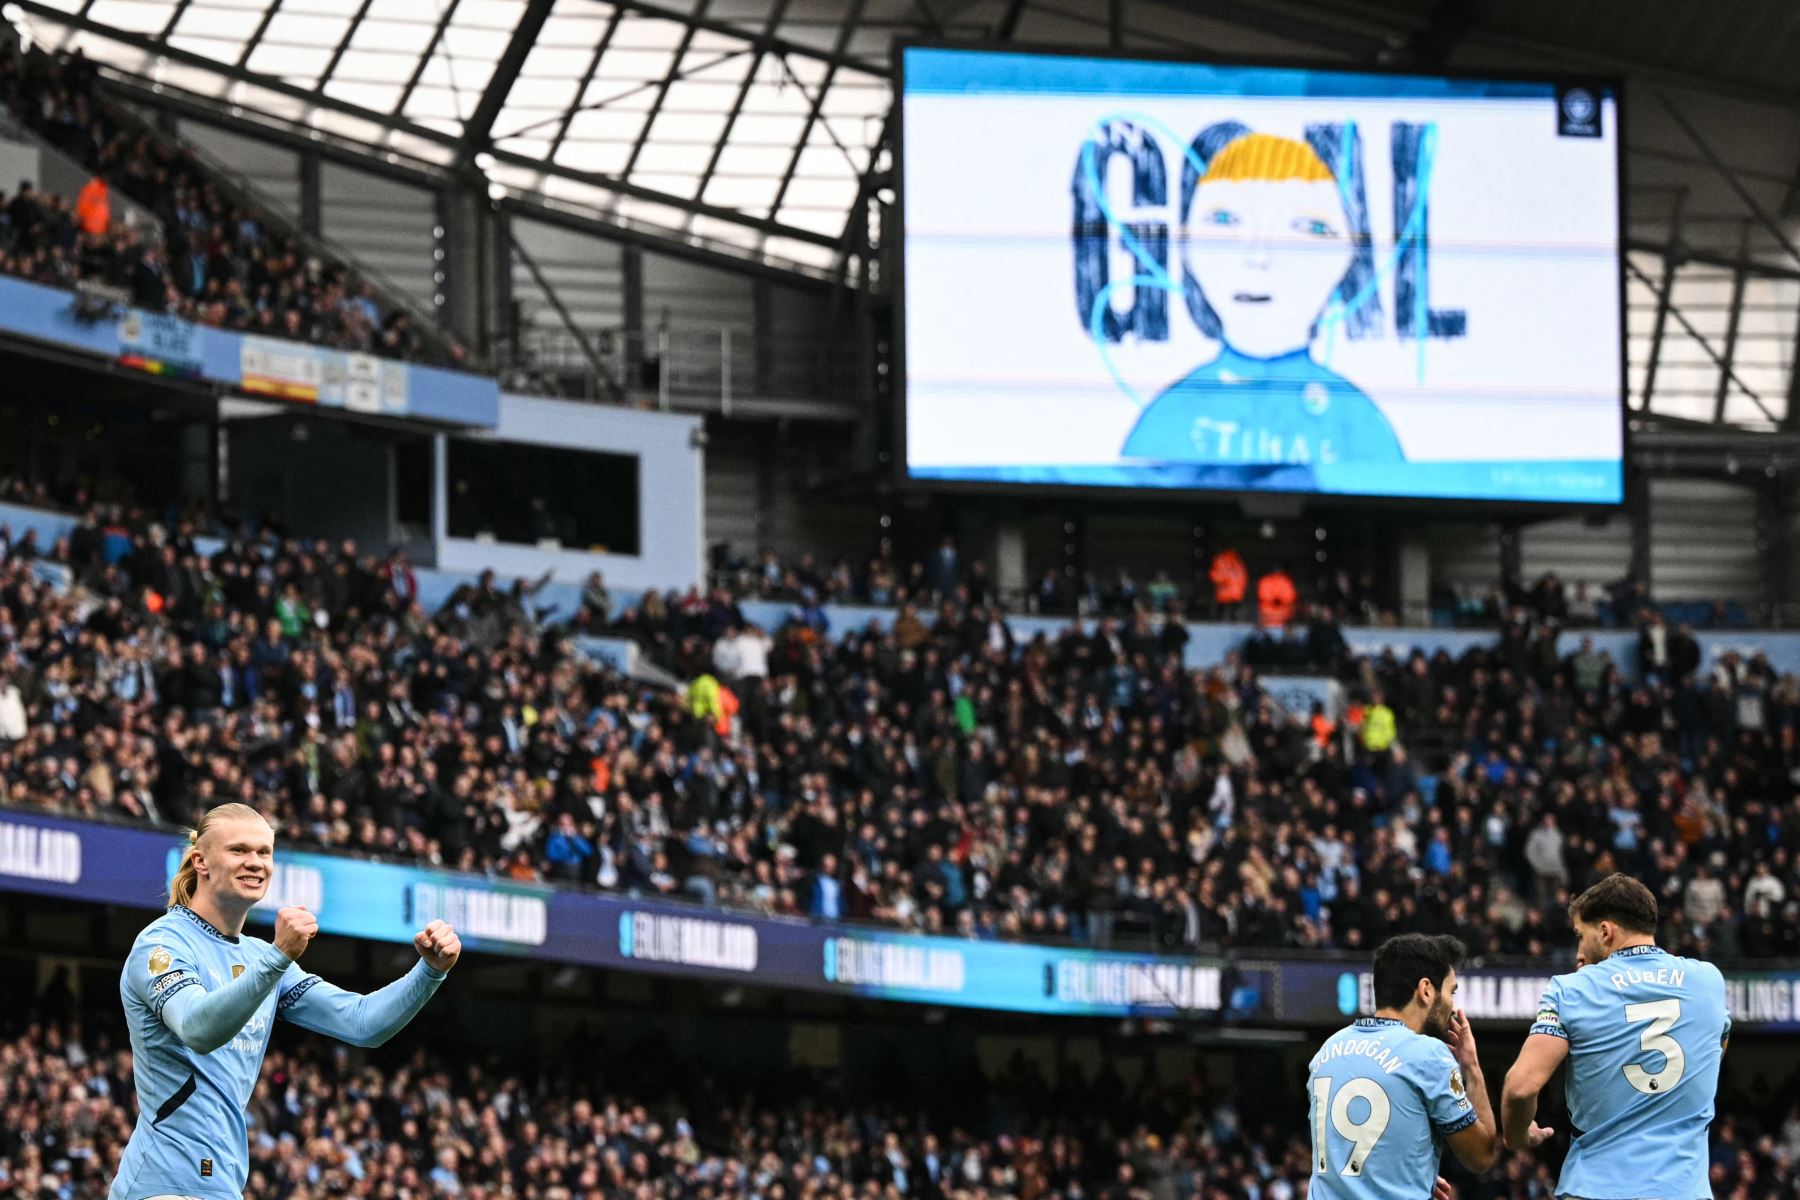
[446,439,640,555]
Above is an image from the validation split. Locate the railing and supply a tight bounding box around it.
[93,84,469,370]
[502,327,861,414]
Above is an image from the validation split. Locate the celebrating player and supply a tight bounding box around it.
[1501,873,1728,1198]
[1307,934,1499,1200]
[109,802,460,1200]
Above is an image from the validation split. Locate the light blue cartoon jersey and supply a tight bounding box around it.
[1307,1016,1476,1200]
[1529,945,1729,1200]
[1122,346,1404,467]
[110,905,446,1200]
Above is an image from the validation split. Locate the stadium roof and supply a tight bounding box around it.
[5,0,1800,273]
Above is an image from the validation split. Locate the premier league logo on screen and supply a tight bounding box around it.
[899,48,1626,503]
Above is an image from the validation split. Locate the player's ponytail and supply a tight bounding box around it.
[167,802,269,908]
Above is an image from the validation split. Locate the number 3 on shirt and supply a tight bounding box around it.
[1311,1076,1392,1176]
[1623,998,1685,1094]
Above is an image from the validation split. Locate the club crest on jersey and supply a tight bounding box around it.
[148,947,172,975]
[232,964,245,980]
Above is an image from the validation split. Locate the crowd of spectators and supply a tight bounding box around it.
[707,540,1385,627]
[7,981,1796,1200]
[0,43,463,366]
[710,542,1747,634]
[0,497,1794,965]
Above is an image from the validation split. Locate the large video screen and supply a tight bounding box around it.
[899,47,1624,504]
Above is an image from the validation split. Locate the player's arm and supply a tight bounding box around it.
[1501,980,1567,1151]
[145,907,317,1055]
[1437,1012,1499,1173]
[1501,1034,1566,1149]
[276,920,459,1048]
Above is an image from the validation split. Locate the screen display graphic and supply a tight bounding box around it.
[900,47,1624,503]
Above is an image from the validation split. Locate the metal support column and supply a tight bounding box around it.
[494,206,517,364]
[1640,189,1685,413]
[1498,521,1523,598]
[299,149,323,238]
[1759,473,1786,626]
[1712,220,1751,424]
[621,245,645,388]
[1627,466,1652,593]
[753,277,773,395]
[440,175,493,349]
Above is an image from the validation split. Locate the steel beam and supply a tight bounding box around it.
[395,0,465,117]
[769,0,867,221]
[1655,89,1800,271]
[606,0,888,77]
[458,0,557,158]
[15,1,837,249]
[156,0,197,42]
[994,0,1029,39]
[511,235,622,400]
[623,0,712,180]
[542,6,625,163]
[1638,190,1686,414]
[320,0,380,86]
[1625,258,1777,425]
[1712,221,1752,424]
[234,2,281,70]
[695,0,794,203]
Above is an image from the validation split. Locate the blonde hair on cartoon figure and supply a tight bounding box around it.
[1199,132,1334,185]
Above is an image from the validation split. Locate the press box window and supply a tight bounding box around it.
[447,439,641,556]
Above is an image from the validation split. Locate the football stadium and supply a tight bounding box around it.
[0,0,1794,1197]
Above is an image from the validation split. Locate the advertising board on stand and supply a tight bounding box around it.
[5,809,1799,1028]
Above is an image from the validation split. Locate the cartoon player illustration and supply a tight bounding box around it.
[1121,132,1404,468]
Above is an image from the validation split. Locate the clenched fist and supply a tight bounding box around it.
[274,906,318,961]
[414,919,461,973]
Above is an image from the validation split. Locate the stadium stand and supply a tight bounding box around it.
[1,5,1799,1199]
[0,971,1796,1200]
[0,494,1793,964]
[0,45,461,367]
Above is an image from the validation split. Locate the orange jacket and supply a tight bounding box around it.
[1210,549,1248,604]
[76,177,110,236]
[1257,570,1297,627]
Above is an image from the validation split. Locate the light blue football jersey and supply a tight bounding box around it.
[1528,945,1729,1200]
[110,904,445,1200]
[1308,1016,1477,1200]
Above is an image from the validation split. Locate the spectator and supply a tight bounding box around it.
[1686,864,1726,928]
[1360,690,1397,759]
[811,852,843,920]
[1256,563,1297,628]
[543,812,595,882]
[74,175,109,235]
[1210,546,1247,619]
[1744,861,1785,919]
[1524,814,1567,899]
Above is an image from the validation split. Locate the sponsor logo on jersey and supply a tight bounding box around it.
[148,947,173,975]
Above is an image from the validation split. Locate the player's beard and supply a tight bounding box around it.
[1422,990,1453,1041]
